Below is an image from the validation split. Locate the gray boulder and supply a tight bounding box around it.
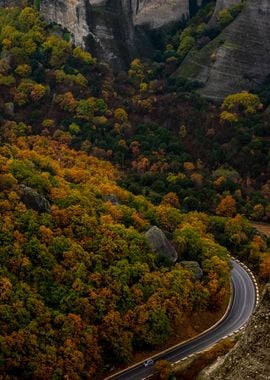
[20,185,51,213]
[145,226,178,263]
[0,0,21,6]
[104,194,120,205]
[180,261,203,281]
[4,102,14,117]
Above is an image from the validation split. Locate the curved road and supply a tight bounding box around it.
[105,260,257,380]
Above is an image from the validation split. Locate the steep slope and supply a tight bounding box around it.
[198,283,270,380]
[176,0,270,100]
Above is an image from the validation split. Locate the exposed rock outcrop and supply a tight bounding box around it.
[41,0,90,48]
[176,0,270,100]
[145,226,178,263]
[103,194,120,205]
[0,0,21,5]
[41,0,136,68]
[181,261,203,280]
[0,0,203,69]
[133,0,189,29]
[198,283,270,380]
[19,185,51,213]
[39,0,194,69]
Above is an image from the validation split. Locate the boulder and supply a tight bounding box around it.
[181,261,203,280]
[145,226,178,263]
[4,102,14,117]
[103,194,120,205]
[0,0,21,6]
[20,185,51,213]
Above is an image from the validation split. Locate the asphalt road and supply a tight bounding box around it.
[105,260,257,380]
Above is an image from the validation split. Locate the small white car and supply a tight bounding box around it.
[143,359,154,367]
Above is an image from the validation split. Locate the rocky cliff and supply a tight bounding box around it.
[176,0,270,100]
[39,0,195,69]
[0,0,21,5]
[40,0,135,68]
[0,0,202,68]
[133,0,189,29]
[198,283,270,380]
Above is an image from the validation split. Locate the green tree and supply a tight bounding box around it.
[177,36,195,56]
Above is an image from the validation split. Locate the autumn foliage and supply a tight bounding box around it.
[0,5,269,380]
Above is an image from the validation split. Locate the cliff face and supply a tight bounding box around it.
[198,284,270,380]
[0,0,21,5]
[133,0,189,29]
[176,0,270,100]
[40,0,134,68]
[40,0,89,47]
[39,0,194,69]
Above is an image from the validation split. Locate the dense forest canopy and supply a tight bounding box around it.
[0,4,269,379]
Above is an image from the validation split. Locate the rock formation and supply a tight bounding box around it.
[198,283,270,380]
[2,0,270,94]
[133,0,189,29]
[145,226,178,263]
[176,0,270,100]
[0,0,20,5]
[19,185,51,213]
[181,261,203,280]
[41,0,90,48]
[0,0,203,68]
[39,0,195,69]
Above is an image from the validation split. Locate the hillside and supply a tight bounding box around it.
[1,1,270,95]
[0,6,233,379]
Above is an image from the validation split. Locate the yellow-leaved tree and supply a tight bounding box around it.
[220,91,262,123]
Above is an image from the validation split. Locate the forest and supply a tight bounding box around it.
[0,4,270,379]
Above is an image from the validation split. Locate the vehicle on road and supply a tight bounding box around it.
[143,359,154,367]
